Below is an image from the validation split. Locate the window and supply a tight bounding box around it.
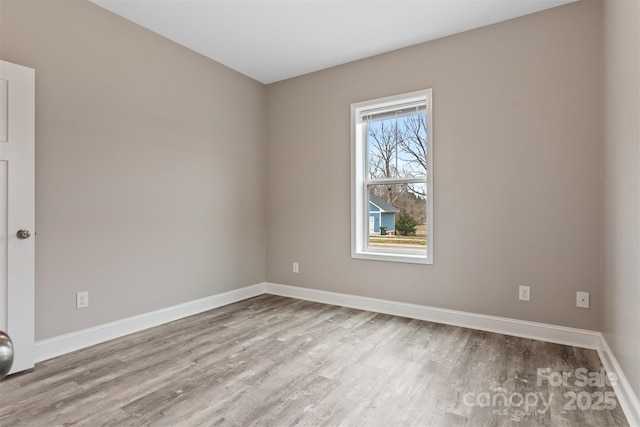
[351,89,433,264]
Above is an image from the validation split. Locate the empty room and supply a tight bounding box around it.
[0,0,638,425]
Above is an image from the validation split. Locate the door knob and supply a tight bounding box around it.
[16,229,30,239]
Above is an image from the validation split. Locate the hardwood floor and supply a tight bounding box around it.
[0,295,629,426]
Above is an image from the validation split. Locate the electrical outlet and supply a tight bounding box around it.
[77,291,89,309]
[576,291,589,309]
[519,286,531,302]
[293,262,299,274]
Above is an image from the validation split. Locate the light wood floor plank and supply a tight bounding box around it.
[0,295,629,426]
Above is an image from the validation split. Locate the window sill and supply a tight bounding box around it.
[351,250,432,265]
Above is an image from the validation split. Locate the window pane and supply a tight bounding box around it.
[367,112,427,180]
[367,183,427,250]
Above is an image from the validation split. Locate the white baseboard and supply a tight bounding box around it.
[33,282,602,361]
[265,282,639,425]
[33,281,638,426]
[34,283,266,363]
[598,336,640,426]
[264,282,601,349]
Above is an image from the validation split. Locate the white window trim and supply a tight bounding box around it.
[351,89,433,265]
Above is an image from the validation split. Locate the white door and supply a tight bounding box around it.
[0,60,35,374]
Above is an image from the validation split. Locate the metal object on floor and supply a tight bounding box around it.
[0,331,13,380]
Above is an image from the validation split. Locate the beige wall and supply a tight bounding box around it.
[602,0,640,398]
[266,1,603,330]
[0,0,267,340]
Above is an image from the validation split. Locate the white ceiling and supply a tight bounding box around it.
[90,0,576,84]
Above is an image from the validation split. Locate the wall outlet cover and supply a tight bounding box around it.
[576,291,589,309]
[519,285,531,302]
[77,291,89,309]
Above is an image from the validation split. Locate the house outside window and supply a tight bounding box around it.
[368,193,399,234]
[351,89,433,264]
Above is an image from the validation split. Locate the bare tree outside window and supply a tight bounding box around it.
[367,112,428,227]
